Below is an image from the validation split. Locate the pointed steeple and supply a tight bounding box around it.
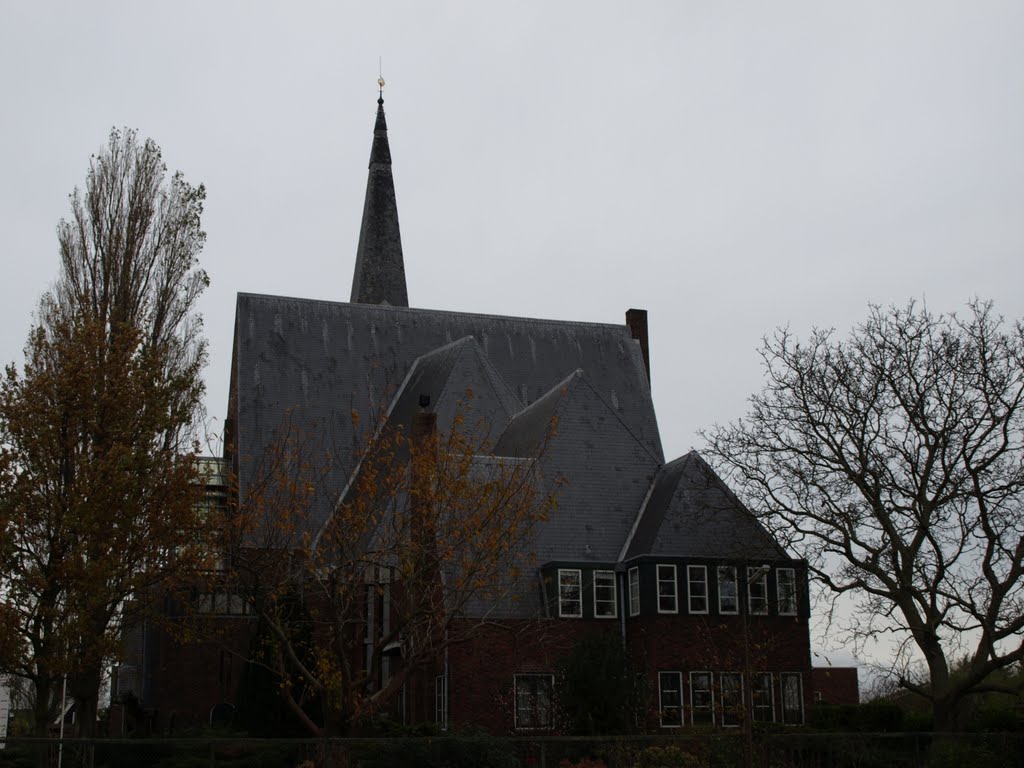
[350,81,409,307]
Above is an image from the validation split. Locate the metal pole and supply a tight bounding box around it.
[58,674,67,768]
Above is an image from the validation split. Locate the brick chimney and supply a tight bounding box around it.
[626,308,650,382]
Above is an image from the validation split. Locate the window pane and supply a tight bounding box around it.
[781,673,803,725]
[213,592,229,615]
[594,570,617,618]
[718,566,738,613]
[657,565,677,613]
[752,673,774,723]
[435,675,448,730]
[778,568,797,615]
[690,671,714,725]
[748,567,768,615]
[515,674,554,729]
[559,569,582,617]
[659,672,682,727]
[720,673,742,727]
[688,566,708,613]
[628,567,640,616]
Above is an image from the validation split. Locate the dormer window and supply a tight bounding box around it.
[777,568,798,615]
[748,566,769,615]
[628,566,640,616]
[687,565,708,614]
[594,570,617,618]
[558,569,582,617]
[656,564,678,613]
[718,566,738,614]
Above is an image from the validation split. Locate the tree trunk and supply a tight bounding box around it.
[70,665,103,738]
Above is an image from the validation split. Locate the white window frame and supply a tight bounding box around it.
[690,671,714,725]
[719,672,743,727]
[658,671,683,728]
[656,564,678,614]
[558,569,582,618]
[781,672,804,725]
[752,672,775,723]
[593,570,617,619]
[718,566,738,614]
[777,568,798,616]
[514,674,554,730]
[628,566,640,617]
[435,674,448,730]
[747,566,769,615]
[687,565,708,614]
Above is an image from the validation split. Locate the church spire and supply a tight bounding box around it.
[350,79,409,307]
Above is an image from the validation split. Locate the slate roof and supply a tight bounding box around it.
[620,452,789,562]
[230,294,662,538]
[350,97,408,307]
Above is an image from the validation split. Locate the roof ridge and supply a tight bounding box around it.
[237,293,633,332]
[573,374,664,466]
[617,452,698,561]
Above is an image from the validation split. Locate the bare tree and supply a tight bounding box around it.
[0,128,210,738]
[703,300,1024,731]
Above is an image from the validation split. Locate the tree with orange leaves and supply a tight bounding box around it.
[0,128,211,738]
[224,401,555,736]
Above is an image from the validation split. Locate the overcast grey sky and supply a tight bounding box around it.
[3,1,1024,667]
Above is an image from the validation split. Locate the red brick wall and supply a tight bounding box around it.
[443,611,812,734]
[811,667,860,705]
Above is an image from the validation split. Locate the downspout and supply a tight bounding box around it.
[616,565,627,646]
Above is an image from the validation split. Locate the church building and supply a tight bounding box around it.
[119,90,813,735]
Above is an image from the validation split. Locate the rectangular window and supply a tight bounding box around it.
[748,567,768,615]
[657,565,677,613]
[628,566,640,617]
[777,568,798,615]
[435,675,448,730]
[594,570,617,618]
[752,673,774,723]
[781,673,804,725]
[718,566,738,614]
[558,569,582,617]
[690,671,714,725]
[720,673,743,727]
[688,565,708,614]
[198,592,251,616]
[658,672,683,727]
[515,674,554,730]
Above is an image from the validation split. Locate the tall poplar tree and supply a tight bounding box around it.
[0,128,211,736]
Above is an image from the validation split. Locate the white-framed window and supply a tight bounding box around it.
[435,675,448,730]
[748,566,769,615]
[781,672,804,725]
[718,566,738,614]
[558,569,582,618]
[197,591,252,616]
[720,672,743,727]
[594,570,617,618]
[690,671,714,725]
[777,568,798,615]
[657,564,677,613]
[752,673,775,723]
[688,565,708,614]
[658,671,683,728]
[628,566,640,617]
[514,674,554,730]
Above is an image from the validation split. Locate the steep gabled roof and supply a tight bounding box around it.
[620,452,789,562]
[497,370,661,562]
[230,295,661,538]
